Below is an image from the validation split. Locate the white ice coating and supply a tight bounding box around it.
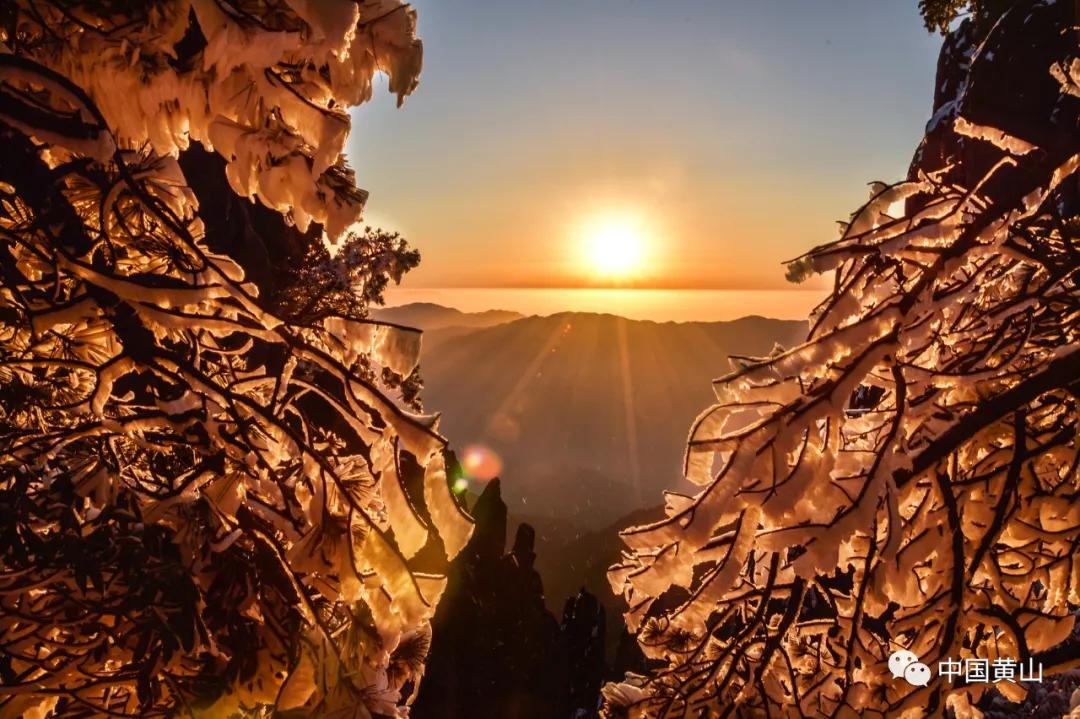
[0,4,470,718]
[604,57,1080,718]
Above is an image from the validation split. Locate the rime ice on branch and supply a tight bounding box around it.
[604,2,1080,718]
[0,2,472,717]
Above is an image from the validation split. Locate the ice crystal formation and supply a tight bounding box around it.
[0,2,472,717]
[605,3,1080,718]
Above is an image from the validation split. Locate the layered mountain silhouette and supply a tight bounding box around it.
[387,303,808,716]
[396,305,807,527]
[374,301,523,331]
[380,303,807,647]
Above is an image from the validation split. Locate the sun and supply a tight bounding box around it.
[579,213,649,281]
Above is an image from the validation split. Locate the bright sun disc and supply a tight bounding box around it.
[581,214,648,280]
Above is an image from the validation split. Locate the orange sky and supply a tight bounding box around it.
[347,1,941,292]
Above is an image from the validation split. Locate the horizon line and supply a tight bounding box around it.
[387,284,826,292]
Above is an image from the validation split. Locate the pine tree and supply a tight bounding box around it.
[917,0,1010,34]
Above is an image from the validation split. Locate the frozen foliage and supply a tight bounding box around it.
[3,0,422,240]
[0,2,472,717]
[604,10,1080,719]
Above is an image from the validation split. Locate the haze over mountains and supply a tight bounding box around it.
[375,302,523,330]
[375,302,807,529]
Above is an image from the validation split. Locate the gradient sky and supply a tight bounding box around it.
[347,0,942,290]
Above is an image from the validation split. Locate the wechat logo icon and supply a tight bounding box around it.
[889,649,932,687]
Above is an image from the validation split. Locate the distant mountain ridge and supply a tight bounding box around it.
[372,301,523,331]
[403,305,807,527]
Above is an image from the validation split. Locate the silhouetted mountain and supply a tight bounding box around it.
[407,307,808,716]
[535,505,664,652]
[372,302,523,331]
[414,479,611,719]
[417,311,807,526]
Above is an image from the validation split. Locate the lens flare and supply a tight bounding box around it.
[461,444,502,481]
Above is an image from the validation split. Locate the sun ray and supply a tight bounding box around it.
[482,317,573,444]
[615,316,643,503]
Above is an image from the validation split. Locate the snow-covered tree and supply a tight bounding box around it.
[0,2,471,717]
[604,3,1080,717]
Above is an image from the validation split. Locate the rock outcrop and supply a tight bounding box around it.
[414,479,615,718]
